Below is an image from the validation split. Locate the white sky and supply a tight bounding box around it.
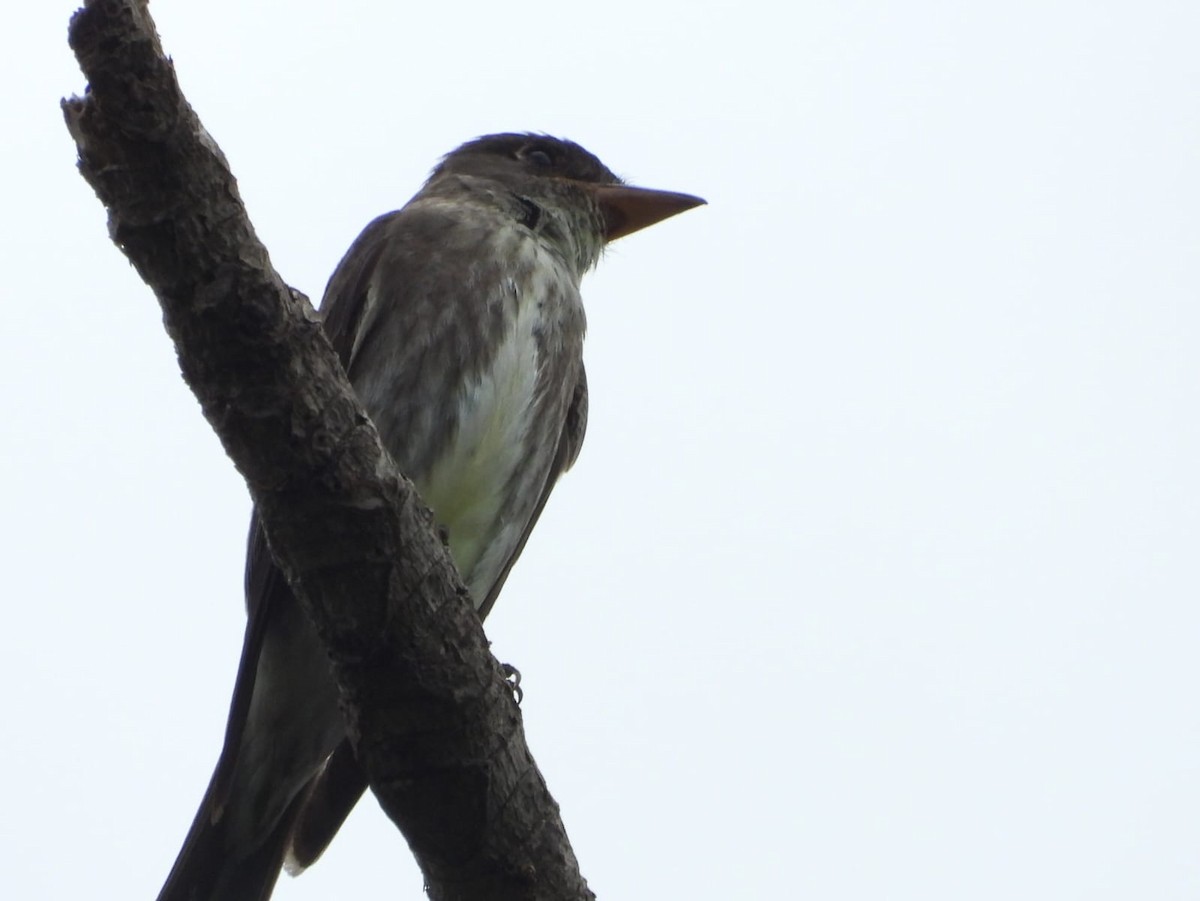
[5,1,1200,898]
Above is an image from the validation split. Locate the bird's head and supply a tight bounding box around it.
[428,133,705,254]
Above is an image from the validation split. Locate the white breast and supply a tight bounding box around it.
[416,242,579,604]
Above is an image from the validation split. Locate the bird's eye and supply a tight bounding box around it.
[521,148,553,168]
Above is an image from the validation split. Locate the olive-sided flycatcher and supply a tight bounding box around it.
[156,133,704,901]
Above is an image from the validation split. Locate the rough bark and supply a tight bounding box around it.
[62,2,593,899]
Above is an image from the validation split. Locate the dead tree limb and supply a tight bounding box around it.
[63,2,592,898]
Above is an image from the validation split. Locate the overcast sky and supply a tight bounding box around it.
[6,1,1200,898]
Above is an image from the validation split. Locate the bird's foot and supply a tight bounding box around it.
[500,663,523,705]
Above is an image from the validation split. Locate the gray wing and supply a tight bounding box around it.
[216,212,400,770]
[476,367,588,619]
[204,211,400,796]
[157,214,405,901]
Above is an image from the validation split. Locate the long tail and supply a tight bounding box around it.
[157,519,341,901]
[156,766,313,901]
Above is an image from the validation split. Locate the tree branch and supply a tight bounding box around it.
[63,2,592,898]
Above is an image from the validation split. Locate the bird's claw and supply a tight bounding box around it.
[501,663,523,705]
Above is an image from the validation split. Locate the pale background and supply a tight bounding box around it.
[4,1,1199,898]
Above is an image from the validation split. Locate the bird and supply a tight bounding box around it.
[155,133,704,901]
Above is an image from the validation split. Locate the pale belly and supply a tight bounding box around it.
[350,228,585,609]
[415,300,545,604]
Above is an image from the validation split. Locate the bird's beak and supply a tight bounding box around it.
[590,185,706,241]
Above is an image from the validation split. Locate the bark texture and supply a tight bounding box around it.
[63,2,593,898]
